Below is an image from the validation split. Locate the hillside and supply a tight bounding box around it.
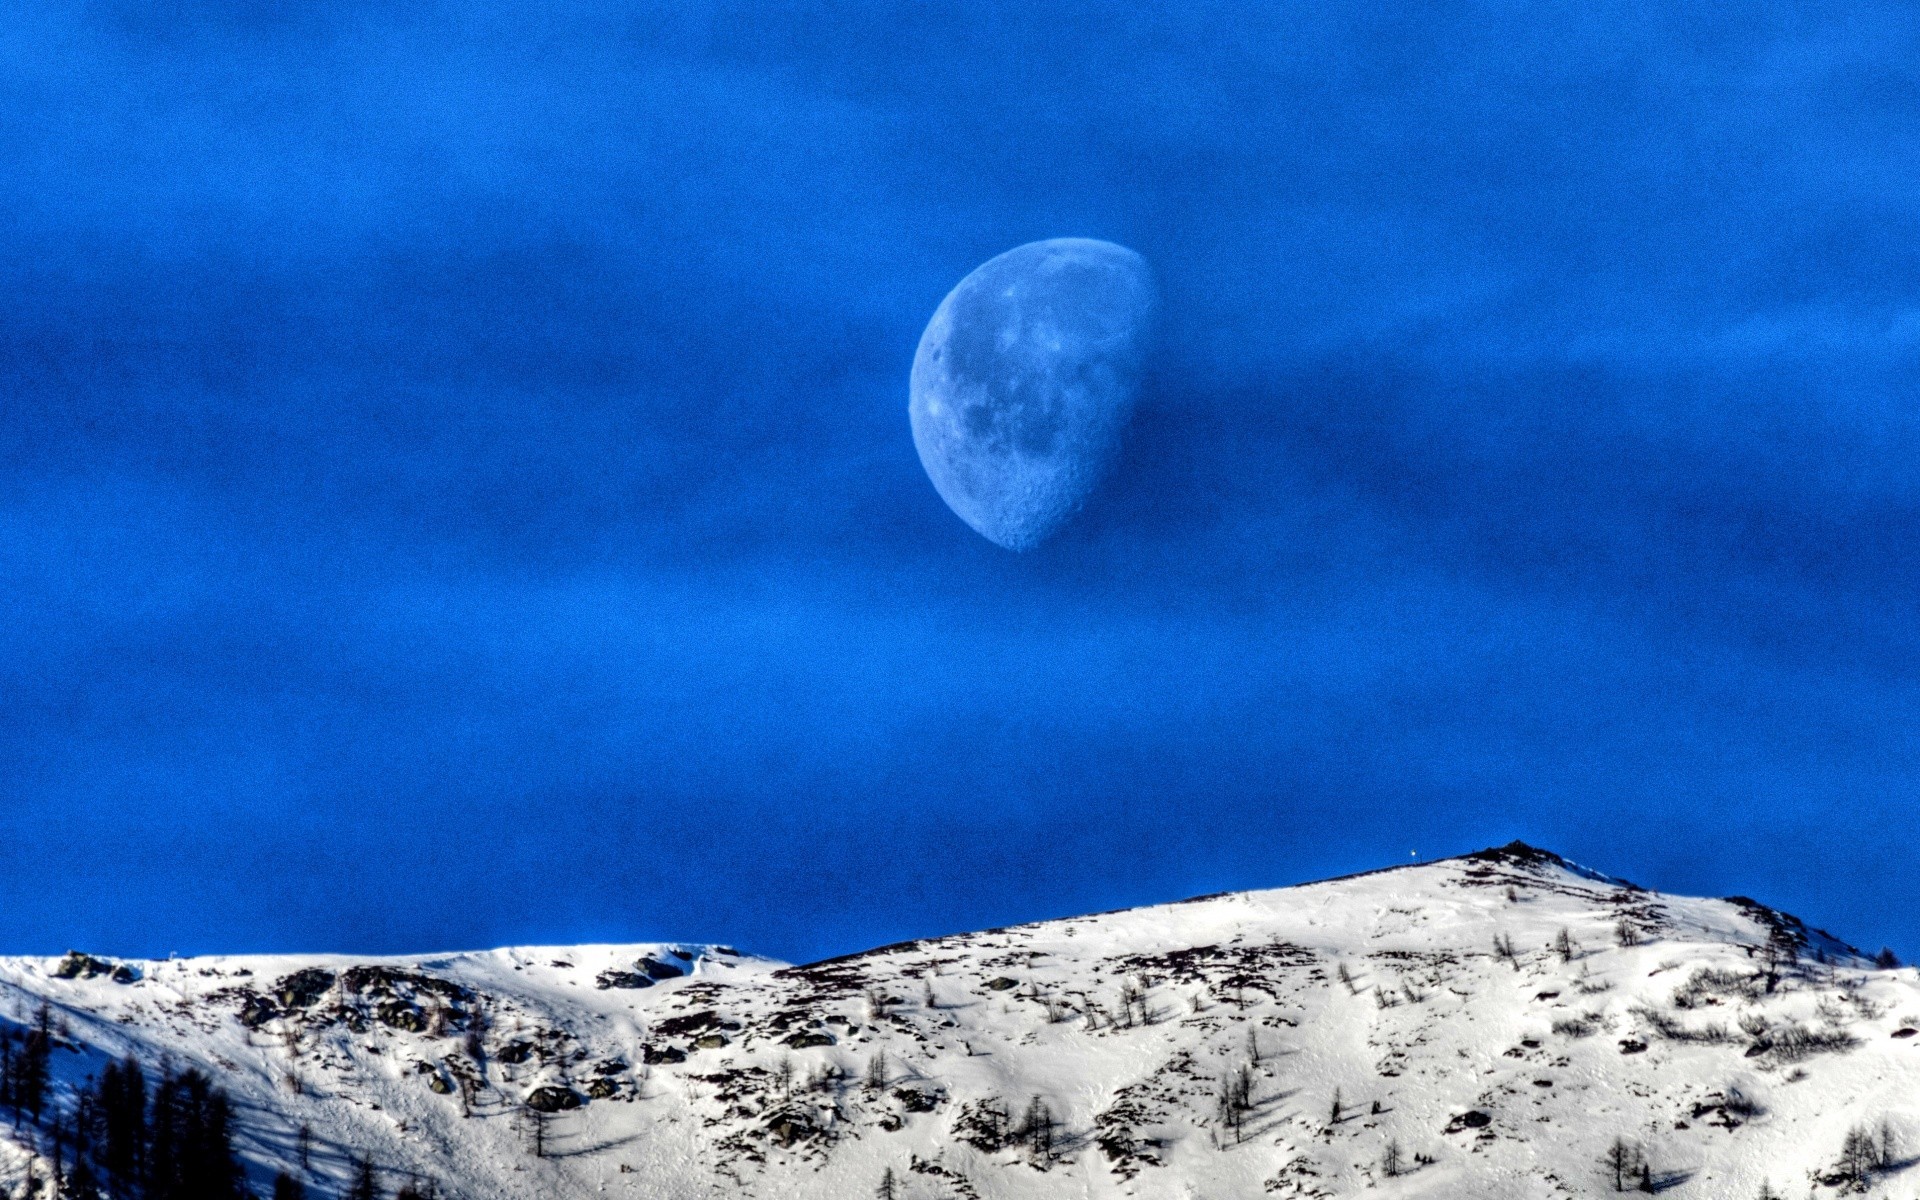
[2,844,1915,1198]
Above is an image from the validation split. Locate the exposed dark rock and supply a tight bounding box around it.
[894,1088,940,1113]
[237,995,279,1029]
[378,1001,427,1032]
[54,952,115,980]
[273,968,337,1009]
[341,966,473,1004]
[110,964,138,984]
[654,1011,738,1039]
[983,977,1019,992]
[595,971,653,990]
[1444,1110,1492,1133]
[525,1085,581,1113]
[638,957,685,981]
[765,1108,817,1147]
[642,1045,686,1064]
[586,1077,620,1099]
[783,1030,834,1049]
[695,1033,729,1050]
[497,1041,536,1064]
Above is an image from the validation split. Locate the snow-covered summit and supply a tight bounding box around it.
[4,844,1915,1198]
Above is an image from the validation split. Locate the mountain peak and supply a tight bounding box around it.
[0,850,1906,1198]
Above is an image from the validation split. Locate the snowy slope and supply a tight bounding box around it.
[5,844,1917,1199]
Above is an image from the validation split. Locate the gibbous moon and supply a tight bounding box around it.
[910,238,1157,551]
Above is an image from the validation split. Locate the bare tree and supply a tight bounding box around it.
[1601,1137,1644,1192]
[1382,1138,1404,1177]
[1021,1096,1055,1165]
[1837,1124,1881,1189]
[1216,1062,1256,1144]
[518,1104,551,1158]
[864,1052,890,1095]
[1555,928,1578,963]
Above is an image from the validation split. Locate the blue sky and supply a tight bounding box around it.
[5,0,1920,962]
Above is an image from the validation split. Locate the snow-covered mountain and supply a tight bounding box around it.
[7,843,1918,1198]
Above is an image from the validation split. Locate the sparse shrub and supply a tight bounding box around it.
[953,1097,1011,1151]
[1628,1004,1731,1044]
[1672,966,1765,1009]
[1748,1019,1859,1061]
[1723,1086,1760,1118]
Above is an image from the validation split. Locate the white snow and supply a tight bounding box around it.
[5,845,1916,1198]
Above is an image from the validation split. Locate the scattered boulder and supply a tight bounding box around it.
[1444,1110,1492,1133]
[695,1033,729,1050]
[429,1075,453,1095]
[984,977,1019,992]
[110,964,138,984]
[525,1086,582,1113]
[586,1077,620,1099]
[497,1041,536,1065]
[1894,1028,1917,1039]
[642,1045,686,1065]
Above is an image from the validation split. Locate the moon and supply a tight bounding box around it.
[909,238,1157,551]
